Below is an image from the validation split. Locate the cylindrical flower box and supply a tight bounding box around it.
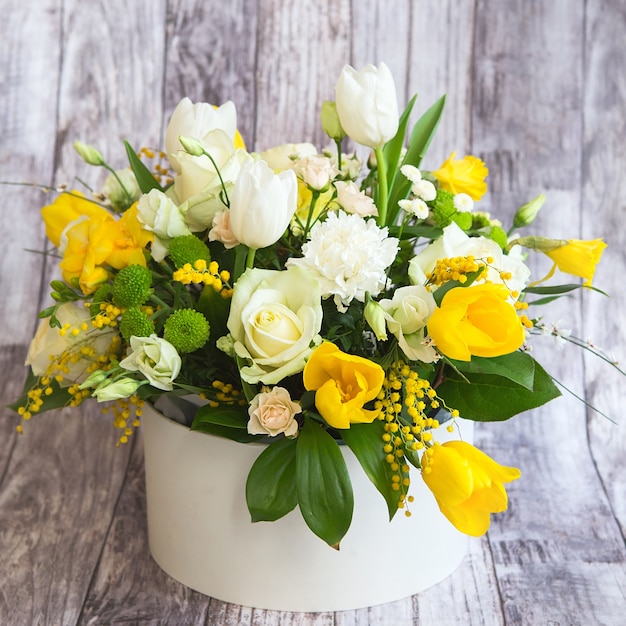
[142,403,473,612]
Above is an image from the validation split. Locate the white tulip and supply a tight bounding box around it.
[229,158,297,250]
[335,62,399,148]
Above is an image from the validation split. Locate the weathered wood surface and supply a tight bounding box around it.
[0,1,624,624]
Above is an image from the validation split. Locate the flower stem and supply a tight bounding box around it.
[246,246,256,269]
[335,139,342,172]
[374,146,388,226]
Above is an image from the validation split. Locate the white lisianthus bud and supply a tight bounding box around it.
[335,62,399,148]
[320,100,346,141]
[512,193,545,228]
[93,377,144,402]
[229,158,297,250]
[364,299,388,341]
[247,387,301,437]
[453,193,474,213]
[73,141,104,166]
[178,135,205,157]
[78,369,109,390]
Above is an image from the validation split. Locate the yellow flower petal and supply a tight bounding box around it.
[544,238,607,287]
[432,151,489,201]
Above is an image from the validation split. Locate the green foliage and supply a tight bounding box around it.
[191,403,260,442]
[124,140,163,194]
[437,352,561,421]
[246,437,298,522]
[382,93,417,190]
[341,420,401,520]
[296,417,354,548]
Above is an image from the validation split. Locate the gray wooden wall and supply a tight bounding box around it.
[1,1,625,624]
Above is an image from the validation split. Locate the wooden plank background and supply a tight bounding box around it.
[1,0,624,624]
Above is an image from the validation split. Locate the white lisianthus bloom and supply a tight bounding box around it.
[399,198,429,220]
[408,221,531,295]
[292,155,337,191]
[378,285,438,363]
[260,142,317,172]
[119,335,182,391]
[25,302,117,386]
[247,387,301,437]
[229,158,298,250]
[137,188,191,262]
[165,98,238,173]
[334,180,378,217]
[335,62,399,148]
[223,266,323,385]
[209,209,240,249]
[287,211,398,311]
[454,193,474,213]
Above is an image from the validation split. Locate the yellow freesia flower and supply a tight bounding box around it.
[544,238,607,287]
[59,214,116,294]
[41,191,111,247]
[421,441,521,536]
[303,342,384,429]
[427,284,525,361]
[104,204,152,269]
[432,151,488,201]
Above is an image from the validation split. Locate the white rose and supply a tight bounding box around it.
[225,266,323,385]
[260,143,317,172]
[25,302,117,385]
[119,335,181,391]
[229,158,298,250]
[334,180,378,217]
[137,189,191,262]
[379,285,438,363]
[292,155,336,191]
[165,98,238,173]
[409,222,531,295]
[247,387,301,437]
[335,62,399,148]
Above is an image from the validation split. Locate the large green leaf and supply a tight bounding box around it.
[387,95,446,224]
[437,355,561,421]
[448,351,537,391]
[246,437,298,522]
[7,370,72,414]
[124,140,163,194]
[296,417,354,548]
[382,93,417,190]
[341,420,401,520]
[191,403,248,429]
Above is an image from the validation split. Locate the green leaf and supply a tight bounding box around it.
[189,420,263,443]
[296,417,354,548]
[341,420,401,520]
[123,140,163,194]
[7,370,73,414]
[388,224,443,240]
[191,403,249,429]
[382,94,417,190]
[432,266,485,307]
[448,352,537,391]
[437,355,561,421]
[523,283,582,295]
[387,95,446,224]
[246,437,298,522]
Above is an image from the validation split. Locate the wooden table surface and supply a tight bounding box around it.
[1,1,625,624]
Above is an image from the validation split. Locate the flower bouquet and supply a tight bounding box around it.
[12,62,611,558]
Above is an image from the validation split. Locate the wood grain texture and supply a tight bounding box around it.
[0,0,624,624]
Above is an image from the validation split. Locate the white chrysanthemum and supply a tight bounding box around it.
[453,192,474,213]
[287,211,398,311]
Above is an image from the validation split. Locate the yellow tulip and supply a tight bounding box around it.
[421,441,521,536]
[427,284,525,361]
[432,151,488,201]
[303,342,384,429]
[544,238,607,287]
[41,191,110,247]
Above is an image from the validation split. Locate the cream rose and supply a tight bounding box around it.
[260,142,317,172]
[224,266,323,384]
[247,387,301,437]
[292,155,336,191]
[409,221,531,295]
[25,302,117,386]
[334,180,377,217]
[119,335,181,391]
